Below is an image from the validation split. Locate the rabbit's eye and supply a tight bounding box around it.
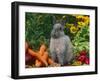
[60,27,62,30]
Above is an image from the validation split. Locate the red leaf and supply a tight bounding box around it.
[85,57,89,64]
[77,55,86,62]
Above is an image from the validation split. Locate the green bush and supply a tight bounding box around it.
[25,13,53,50]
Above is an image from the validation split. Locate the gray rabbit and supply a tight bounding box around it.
[49,17,73,66]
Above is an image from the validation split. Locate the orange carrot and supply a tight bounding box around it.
[39,44,46,55]
[28,48,48,66]
[42,52,48,61]
[35,44,47,67]
[35,60,42,67]
[48,58,55,65]
[35,52,48,67]
[35,52,49,67]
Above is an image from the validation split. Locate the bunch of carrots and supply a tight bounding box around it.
[25,42,60,67]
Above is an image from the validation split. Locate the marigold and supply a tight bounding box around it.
[70,26,78,34]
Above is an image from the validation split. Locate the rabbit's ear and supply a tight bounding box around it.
[52,16,56,24]
[60,19,66,26]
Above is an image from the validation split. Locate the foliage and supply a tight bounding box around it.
[25,13,53,50]
[72,26,89,55]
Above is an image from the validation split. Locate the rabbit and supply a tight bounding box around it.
[49,16,73,66]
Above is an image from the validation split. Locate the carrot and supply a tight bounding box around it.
[35,44,47,67]
[35,60,42,67]
[42,52,48,61]
[39,44,46,55]
[28,48,36,57]
[48,58,55,65]
[35,51,49,67]
[28,48,48,66]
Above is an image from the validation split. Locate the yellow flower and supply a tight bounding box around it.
[77,21,86,28]
[84,16,90,25]
[77,16,90,25]
[83,16,89,20]
[70,26,78,34]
